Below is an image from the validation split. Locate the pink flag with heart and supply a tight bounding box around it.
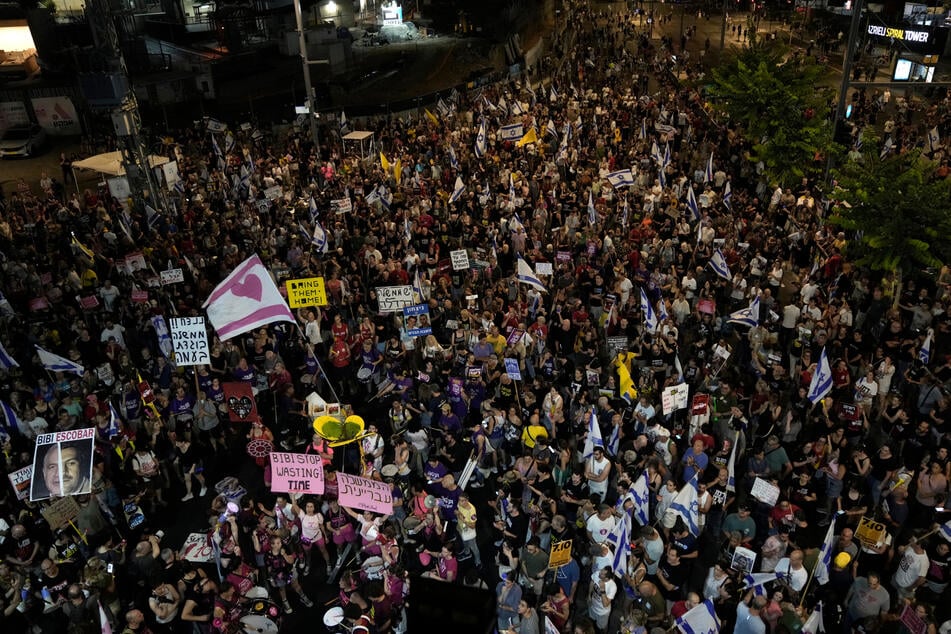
[202,254,295,341]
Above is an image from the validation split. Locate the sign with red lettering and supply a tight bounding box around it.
[269,452,325,494]
[180,532,214,563]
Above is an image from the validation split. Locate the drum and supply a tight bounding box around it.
[247,598,279,619]
[361,555,385,580]
[246,439,273,459]
[402,516,422,539]
[323,607,345,627]
[381,464,398,479]
[357,366,373,384]
[240,614,279,634]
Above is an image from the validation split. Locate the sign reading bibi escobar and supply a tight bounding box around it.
[337,472,392,514]
[270,452,325,494]
[30,428,95,502]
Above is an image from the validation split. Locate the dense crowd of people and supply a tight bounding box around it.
[1,2,951,634]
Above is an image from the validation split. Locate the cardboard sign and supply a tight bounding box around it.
[403,304,432,337]
[661,384,690,415]
[697,299,716,315]
[506,328,525,346]
[28,297,50,311]
[180,532,214,563]
[900,604,928,634]
[536,262,553,275]
[169,317,210,366]
[286,277,328,308]
[8,465,32,500]
[264,186,282,201]
[41,495,81,530]
[377,286,414,313]
[856,516,887,548]
[31,428,95,502]
[78,295,99,310]
[337,472,393,515]
[270,452,325,494]
[504,358,522,380]
[750,477,780,507]
[131,289,149,303]
[548,539,572,569]
[691,394,710,415]
[160,268,184,285]
[450,249,470,271]
[556,250,572,263]
[331,197,352,214]
[606,336,628,356]
[223,382,259,422]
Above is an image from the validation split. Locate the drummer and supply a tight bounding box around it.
[212,581,244,633]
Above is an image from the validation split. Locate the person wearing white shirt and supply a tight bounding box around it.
[585,505,617,545]
[774,550,809,592]
[588,566,617,631]
[893,538,930,600]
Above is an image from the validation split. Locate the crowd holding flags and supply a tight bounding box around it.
[727,295,760,328]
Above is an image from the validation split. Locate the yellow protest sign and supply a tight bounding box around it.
[548,539,573,569]
[286,277,328,308]
[856,516,886,548]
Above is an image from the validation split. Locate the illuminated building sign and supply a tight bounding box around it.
[867,24,930,42]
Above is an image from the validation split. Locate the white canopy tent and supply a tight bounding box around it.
[71,151,170,177]
[342,131,374,160]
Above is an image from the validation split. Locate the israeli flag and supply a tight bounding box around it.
[365,188,380,206]
[436,98,450,117]
[686,184,700,221]
[339,110,350,134]
[669,480,700,535]
[107,403,122,439]
[658,167,666,189]
[511,100,525,116]
[482,95,497,112]
[0,341,18,370]
[801,602,824,634]
[449,176,466,204]
[657,298,669,323]
[704,153,714,183]
[621,199,630,228]
[606,169,635,188]
[587,190,597,225]
[640,288,658,333]
[709,249,732,280]
[814,522,836,585]
[549,85,558,102]
[582,408,604,458]
[35,346,85,376]
[631,471,651,526]
[206,118,227,133]
[608,420,620,455]
[151,315,174,360]
[0,400,19,437]
[499,123,523,142]
[448,145,459,171]
[224,131,235,153]
[650,141,663,165]
[516,255,547,293]
[312,220,330,254]
[807,347,833,404]
[742,572,784,595]
[663,143,671,168]
[880,136,894,159]
[509,174,517,200]
[544,118,558,140]
[920,328,933,365]
[607,515,630,579]
[675,599,720,634]
[639,118,647,140]
[413,270,424,303]
[727,296,760,329]
[722,181,733,210]
[475,119,487,158]
[308,195,319,222]
[211,134,223,163]
[939,519,951,542]
[725,435,738,493]
[929,126,941,153]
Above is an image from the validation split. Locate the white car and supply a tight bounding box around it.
[0,124,47,158]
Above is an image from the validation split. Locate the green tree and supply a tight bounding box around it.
[706,36,836,185]
[829,149,951,274]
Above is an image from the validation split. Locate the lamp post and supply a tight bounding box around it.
[294,0,321,153]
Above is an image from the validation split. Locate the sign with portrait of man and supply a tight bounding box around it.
[30,428,96,502]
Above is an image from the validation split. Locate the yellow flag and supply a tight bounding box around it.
[71,233,95,259]
[380,152,390,172]
[394,159,402,184]
[516,127,538,148]
[425,109,439,125]
[616,352,638,404]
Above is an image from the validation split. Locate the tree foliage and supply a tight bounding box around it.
[706,37,836,185]
[829,149,951,274]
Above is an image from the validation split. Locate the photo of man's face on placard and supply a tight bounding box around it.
[30,438,93,501]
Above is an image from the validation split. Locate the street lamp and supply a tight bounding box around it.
[293,0,321,153]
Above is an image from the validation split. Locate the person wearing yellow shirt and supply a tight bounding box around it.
[81,266,98,290]
[455,491,481,568]
[485,325,506,356]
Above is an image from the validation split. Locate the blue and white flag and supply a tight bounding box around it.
[658,167,666,189]
[239,164,251,192]
[549,85,558,102]
[510,100,524,116]
[0,400,19,437]
[206,118,227,133]
[308,196,319,222]
[657,298,669,323]
[685,184,700,222]
[726,433,738,493]
[814,521,836,585]
[412,270,424,303]
[880,136,894,159]
[0,341,18,370]
[608,420,620,455]
[742,572,784,595]
[312,220,330,254]
[631,471,651,527]
[475,119,487,158]
[224,131,235,153]
[939,519,951,542]
[509,174,517,200]
[587,191,597,225]
[639,118,647,140]
[621,199,630,229]
[704,153,714,183]
[211,134,223,164]
[35,346,85,376]
[606,515,630,579]
[640,288,658,333]
[668,480,700,535]
[339,110,350,135]
[920,328,933,365]
[447,145,459,171]
[807,347,833,404]
[582,408,604,458]
[516,255,547,293]
[436,98,450,118]
[722,181,732,210]
[727,296,760,328]
[675,599,720,634]
[929,126,941,153]
[663,143,671,168]
[606,169,635,188]
[499,123,524,142]
[107,403,122,439]
[449,176,466,203]
[544,118,558,140]
[650,141,663,165]
[151,315,174,360]
[709,249,732,280]
[801,602,824,634]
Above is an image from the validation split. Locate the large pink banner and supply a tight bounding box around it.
[269,452,325,495]
[337,473,393,515]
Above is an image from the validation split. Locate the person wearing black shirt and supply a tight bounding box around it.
[558,471,589,523]
[655,547,689,603]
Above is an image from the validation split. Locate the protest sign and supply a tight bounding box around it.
[450,249,470,270]
[403,304,432,337]
[270,452,325,495]
[548,540,573,568]
[504,358,522,380]
[169,317,210,366]
[30,428,95,502]
[337,472,393,514]
[856,516,887,548]
[286,277,328,308]
[41,495,82,530]
[180,532,215,563]
[160,268,184,285]
[131,289,149,303]
[8,465,31,500]
[223,382,260,423]
[750,477,781,506]
[377,286,414,313]
[536,262,553,275]
[264,186,282,200]
[661,384,690,415]
[331,198,352,214]
[506,328,525,346]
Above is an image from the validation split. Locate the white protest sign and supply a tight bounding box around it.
[180,532,214,563]
[376,285,414,313]
[450,249,470,270]
[264,185,283,200]
[536,262,553,275]
[169,317,210,366]
[8,465,31,500]
[331,197,353,214]
[160,269,184,285]
[661,384,690,415]
[751,477,781,506]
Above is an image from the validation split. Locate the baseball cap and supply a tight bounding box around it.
[834,552,851,568]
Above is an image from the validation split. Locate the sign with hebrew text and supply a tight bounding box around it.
[337,472,393,514]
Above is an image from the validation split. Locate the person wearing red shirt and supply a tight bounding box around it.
[671,592,701,620]
[768,500,801,532]
[422,545,458,582]
[330,314,349,342]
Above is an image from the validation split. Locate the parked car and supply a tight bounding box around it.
[0,124,47,158]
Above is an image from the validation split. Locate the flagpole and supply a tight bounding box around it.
[293,323,341,404]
